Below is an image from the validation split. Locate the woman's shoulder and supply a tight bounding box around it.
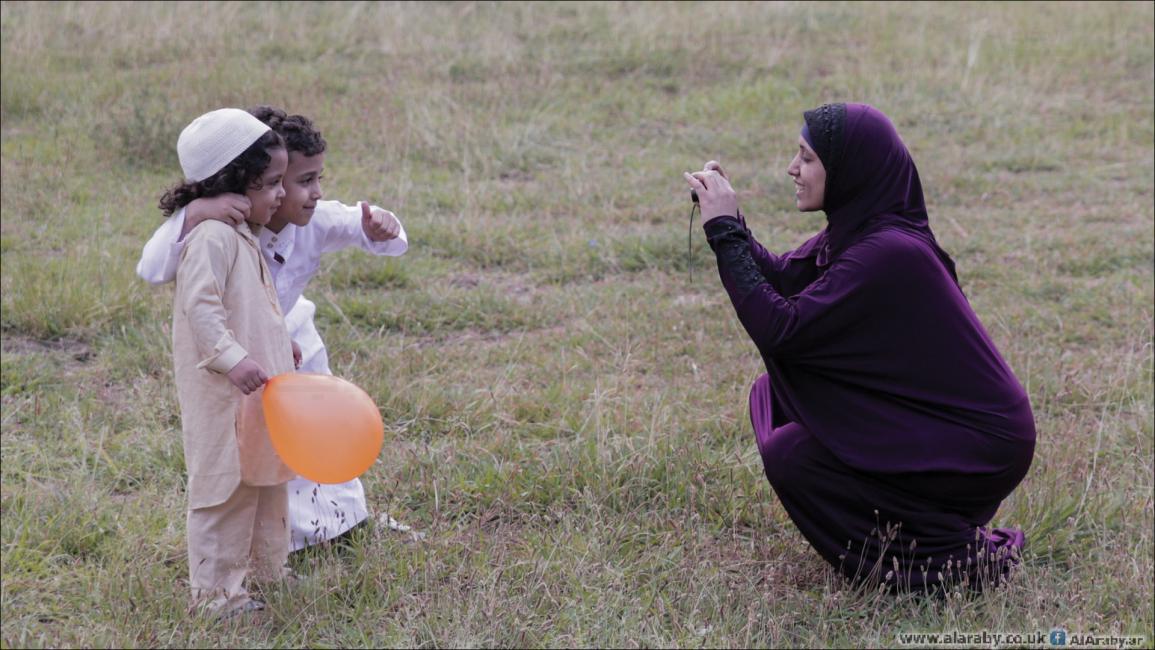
[847,226,933,260]
[838,227,945,284]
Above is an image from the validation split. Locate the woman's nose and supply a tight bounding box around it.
[785,156,797,176]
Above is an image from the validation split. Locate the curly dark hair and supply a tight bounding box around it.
[158,130,285,217]
[249,105,326,157]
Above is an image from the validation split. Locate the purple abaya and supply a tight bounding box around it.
[704,104,1035,592]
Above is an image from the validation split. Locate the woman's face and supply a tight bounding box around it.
[245,147,288,226]
[786,136,826,212]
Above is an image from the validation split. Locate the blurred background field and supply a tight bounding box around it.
[1,1,1152,647]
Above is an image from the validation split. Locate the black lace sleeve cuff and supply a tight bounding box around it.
[703,215,767,301]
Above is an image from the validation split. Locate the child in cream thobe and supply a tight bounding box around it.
[173,215,296,614]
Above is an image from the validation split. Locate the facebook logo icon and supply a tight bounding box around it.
[1049,628,1067,646]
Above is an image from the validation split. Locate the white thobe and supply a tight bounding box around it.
[139,200,408,550]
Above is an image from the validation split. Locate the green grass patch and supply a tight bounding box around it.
[2,1,1152,647]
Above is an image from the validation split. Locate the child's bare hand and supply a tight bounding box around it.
[180,194,250,241]
[188,194,250,228]
[226,358,268,395]
[360,201,401,241]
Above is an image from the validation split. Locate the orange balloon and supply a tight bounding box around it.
[261,373,384,484]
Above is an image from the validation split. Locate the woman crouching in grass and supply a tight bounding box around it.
[684,103,1036,594]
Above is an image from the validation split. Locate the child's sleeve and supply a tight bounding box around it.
[136,208,188,285]
[176,228,248,374]
[316,201,409,257]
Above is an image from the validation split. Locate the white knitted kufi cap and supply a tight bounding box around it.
[177,108,271,182]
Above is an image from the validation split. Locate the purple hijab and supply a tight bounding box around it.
[711,103,1036,475]
[803,103,958,279]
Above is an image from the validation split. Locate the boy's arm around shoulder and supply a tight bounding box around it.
[136,208,189,285]
[176,222,249,374]
[312,199,408,257]
[137,197,251,285]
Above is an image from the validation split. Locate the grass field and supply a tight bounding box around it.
[2,1,1152,647]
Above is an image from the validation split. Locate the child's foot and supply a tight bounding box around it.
[249,566,303,598]
[217,598,265,621]
[378,512,426,541]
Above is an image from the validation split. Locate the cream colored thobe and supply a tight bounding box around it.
[138,201,409,551]
[172,219,295,614]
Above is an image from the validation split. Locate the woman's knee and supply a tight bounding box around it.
[759,422,812,487]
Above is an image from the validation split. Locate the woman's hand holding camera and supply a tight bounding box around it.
[683,160,739,221]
